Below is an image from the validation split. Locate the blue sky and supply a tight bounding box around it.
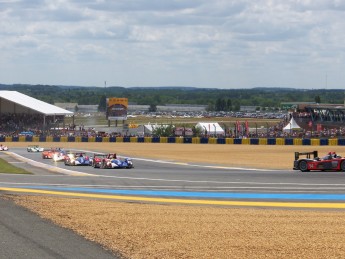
[1,0,345,89]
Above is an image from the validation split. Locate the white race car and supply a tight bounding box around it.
[0,144,9,151]
[27,145,44,152]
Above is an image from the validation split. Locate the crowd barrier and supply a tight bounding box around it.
[1,136,345,145]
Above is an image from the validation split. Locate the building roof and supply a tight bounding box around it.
[0,91,73,116]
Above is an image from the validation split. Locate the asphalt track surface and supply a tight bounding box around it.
[2,148,345,209]
[2,148,345,258]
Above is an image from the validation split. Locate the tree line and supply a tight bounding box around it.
[0,84,342,111]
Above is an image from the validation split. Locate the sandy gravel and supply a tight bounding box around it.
[4,142,345,258]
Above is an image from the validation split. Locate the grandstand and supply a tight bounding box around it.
[0,91,73,133]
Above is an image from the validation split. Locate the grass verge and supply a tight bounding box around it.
[0,157,32,174]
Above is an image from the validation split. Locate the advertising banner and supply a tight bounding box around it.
[106,98,128,120]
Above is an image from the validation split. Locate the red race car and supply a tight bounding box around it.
[42,148,62,159]
[293,151,345,172]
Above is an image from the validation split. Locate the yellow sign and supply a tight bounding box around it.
[107,98,128,108]
[106,97,128,120]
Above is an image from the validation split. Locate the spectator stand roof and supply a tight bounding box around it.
[0,91,73,116]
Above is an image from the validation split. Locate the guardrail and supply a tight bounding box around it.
[1,136,345,145]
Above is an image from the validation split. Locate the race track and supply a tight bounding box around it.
[2,148,345,209]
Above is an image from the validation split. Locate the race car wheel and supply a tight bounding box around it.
[298,160,309,172]
[341,161,345,172]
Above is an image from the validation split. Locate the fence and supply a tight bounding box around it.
[1,136,345,145]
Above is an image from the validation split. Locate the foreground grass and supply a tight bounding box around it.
[0,157,32,174]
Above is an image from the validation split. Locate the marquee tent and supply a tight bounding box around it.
[283,117,302,132]
[196,122,225,136]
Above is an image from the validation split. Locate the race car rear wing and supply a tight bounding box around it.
[294,151,318,161]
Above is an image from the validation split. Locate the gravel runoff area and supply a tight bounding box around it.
[4,142,345,258]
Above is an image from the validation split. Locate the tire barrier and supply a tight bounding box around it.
[2,136,345,145]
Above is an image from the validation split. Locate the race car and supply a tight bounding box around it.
[64,152,91,166]
[0,144,8,151]
[98,153,134,169]
[42,148,62,159]
[293,151,345,172]
[27,145,44,152]
[52,150,70,162]
[90,153,108,168]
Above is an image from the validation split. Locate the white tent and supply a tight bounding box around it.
[283,117,302,132]
[196,122,225,136]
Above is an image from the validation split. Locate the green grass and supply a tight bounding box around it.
[0,157,32,174]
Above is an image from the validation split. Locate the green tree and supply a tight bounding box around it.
[98,95,107,112]
[315,95,321,103]
[149,104,157,112]
[152,124,174,137]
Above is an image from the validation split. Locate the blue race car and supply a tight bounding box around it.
[64,152,91,166]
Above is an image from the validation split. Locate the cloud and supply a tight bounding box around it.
[0,0,345,88]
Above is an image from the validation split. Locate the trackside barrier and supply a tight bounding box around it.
[301,139,310,145]
[267,138,276,145]
[175,137,184,144]
[3,136,345,146]
[320,139,328,146]
[160,137,167,143]
[192,137,200,144]
[226,138,234,144]
[129,137,137,143]
[329,139,337,146]
[201,137,209,144]
[208,138,217,144]
[168,137,176,143]
[259,138,267,145]
[123,137,130,142]
[311,139,320,146]
[217,138,226,144]
[276,138,285,145]
[295,138,303,145]
[241,138,250,145]
[68,136,75,142]
[338,139,345,146]
[116,137,123,142]
[284,138,293,145]
[250,138,259,145]
[184,137,192,144]
[234,138,242,144]
[152,137,160,143]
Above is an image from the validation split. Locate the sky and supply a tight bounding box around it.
[1,0,345,89]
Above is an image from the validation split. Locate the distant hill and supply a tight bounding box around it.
[0,84,343,110]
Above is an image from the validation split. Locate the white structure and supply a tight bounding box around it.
[283,117,302,132]
[196,122,225,136]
